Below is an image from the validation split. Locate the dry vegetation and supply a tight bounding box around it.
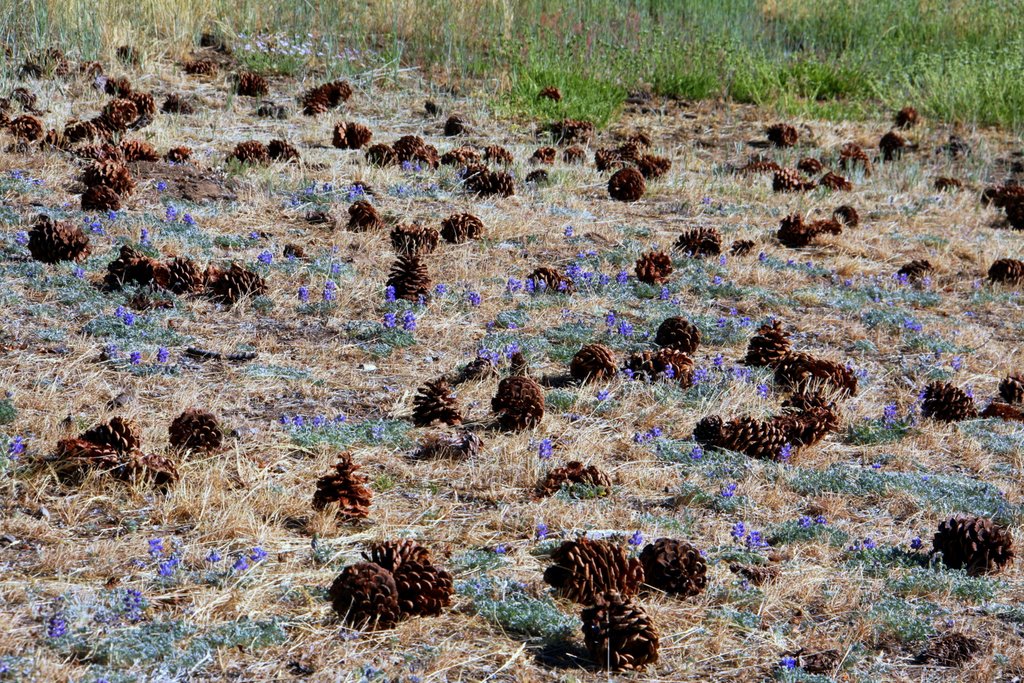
[1,29,1024,683]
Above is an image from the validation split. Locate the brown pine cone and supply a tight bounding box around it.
[570,344,617,382]
[365,143,397,167]
[833,205,860,228]
[235,71,268,97]
[82,160,135,195]
[491,376,545,431]
[386,253,431,301]
[463,165,514,197]
[818,171,852,191]
[328,562,402,629]
[162,94,194,115]
[165,146,192,163]
[104,245,168,289]
[82,186,122,211]
[440,146,480,167]
[268,138,300,162]
[96,98,140,133]
[526,169,549,185]
[528,266,574,294]
[919,632,981,667]
[838,142,872,176]
[347,200,383,232]
[774,352,858,397]
[443,114,467,136]
[640,538,708,597]
[632,250,672,285]
[637,154,671,179]
[980,402,1024,422]
[411,430,483,460]
[229,141,270,165]
[780,395,841,448]
[581,592,659,671]
[738,158,781,174]
[745,320,791,367]
[880,131,907,161]
[674,227,722,257]
[538,86,562,101]
[362,539,431,573]
[895,106,919,129]
[81,416,140,454]
[412,379,462,427]
[390,223,439,257]
[797,157,823,175]
[166,256,204,293]
[935,177,962,192]
[655,317,700,354]
[562,146,586,164]
[508,351,530,378]
[392,559,454,617]
[988,258,1024,285]
[168,408,223,451]
[120,139,158,162]
[313,453,372,520]
[1004,200,1024,230]
[932,515,1013,576]
[982,183,1024,208]
[999,375,1024,404]
[332,121,373,149]
[52,437,123,482]
[64,119,100,143]
[183,59,216,75]
[921,381,978,422]
[544,538,644,603]
[538,461,612,497]
[766,123,798,147]
[530,146,556,165]
[897,259,933,283]
[730,239,755,256]
[608,167,645,201]
[730,563,781,586]
[103,76,133,96]
[483,144,513,165]
[27,215,91,264]
[301,80,351,115]
[773,168,813,192]
[625,349,694,387]
[205,263,267,305]
[120,451,179,489]
[548,118,594,145]
[126,90,156,122]
[9,115,43,141]
[440,213,483,243]
[777,214,841,248]
[725,416,794,460]
[594,147,629,172]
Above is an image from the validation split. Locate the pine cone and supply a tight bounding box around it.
[625,349,694,386]
[52,437,122,482]
[166,257,204,293]
[120,451,179,489]
[921,381,978,422]
[797,157,823,175]
[165,146,192,163]
[563,146,586,164]
[332,121,371,149]
[777,214,841,248]
[530,146,556,165]
[82,160,135,195]
[82,185,121,211]
[235,71,268,97]
[64,119,100,143]
[738,158,781,174]
[674,227,722,257]
[81,416,140,454]
[730,239,755,256]
[980,402,1024,422]
[464,165,514,197]
[9,115,42,141]
[440,146,480,167]
[205,263,267,304]
[313,453,372,520]
[363,539,431,573]
[989,258,1024,285]
[774,352,858,397]
[229,141,270,165]
[392,559,454,617]
[183,59,216,75]
[528,266,575,294]
[839,143,872,176]
[508,351,530,377]
[544,538,644,603]
[96,98,140,133]
[594,147,629,172]
[695,414,793,460]
[104,245,167,289]
[103,76,133,97]
[538,86,562,101]
[581,592,659,671]
[637,154,671,179]
[897,259,932,283]
[538,461,612,497]
[365,143,397,167]
[608,167,645,201]
[444,114,467,136]
[346,200,383,232]
[411,430,482,460]
[895,106,919,129]
[999,375,1024,404]
[168,408,223,451]
[162,94,194,115]
[393,135,437,167]
[919,632,981,667]
[744,320,791,367]
[935,177,962,192]
[126,90,155,120]
[386,253,431,301]
[27,215,91,264]
[483,144,513,165]
[491,376,545,431]
[932,515,1013,576]
[120,139,158,162]
[634,251,672,285]
[390,224,439,257]
[268,138,300,162]
[570,344,617,382]
[773,168,813,192]
[780,395,841,448]
[818,171,852,191]
[639,538,707,597]
[983,184,1024,208]
[526,168,550,184]
[833,205,860,228]
[328,562,402,629]
[457,357,498,383]
[548,118,594,145]
[412,379,462,427]
[440,213,483,243]
[655,317,701,354]
[730,563,780,586]
[766,123,798,147]
[301,80,351,115]
[880,131,907,161]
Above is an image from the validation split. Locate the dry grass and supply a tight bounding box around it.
[0,39,1023,683]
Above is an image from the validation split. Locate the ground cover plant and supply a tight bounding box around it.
[1,5,1024,682]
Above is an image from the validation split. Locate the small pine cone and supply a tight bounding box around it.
[328,562,402,629]
[235,72,268,97]
[363,539,431,573]
[168,408,223,451]
[103,76,133,96]
[637,154,671,179]
[999,375,1024,404]
[491,376,545,431]
[818,171,852,191]
[766,123,798,147]
[527,168,549,185]
[919,632,981,667]
[81,416,140,454]
[895,106,919,129]
[781,400,841,448]
[386,253,431,301]
[581,592,659,671]
[774,352,858,397]
[880,131,907,161]
[594,147,628,172]
[625,349,694,386]
[457,357,498,383]
[608,167,645,201]
[980,402,1024,422]
[932,515,1013,576]
[331,122,349,148]
[674,227,722,257]
[82,160,135,195]
[392,134,427,161]
[989,258,1024,285]
[301,81,351,115]
[833,205,860,228]
[745,320,791,367]
[440,146,480,167]
[538,461,612,497]
[897,259,933,283]
[52,437,122,481]
[544,538,644,603]
[730,563,781,587]
[412,430,482,460]
[120,139,158,162]
[508,351,530,378]
[538,85,562,101]
[390,223,439,257]
[838,142,872,175]
[528,266,575,294]
[119,451,179,488]
[183,59,216,76]
[440,213,483,243]
[570,343,617,382]
[97,98,140,133]
[412,379,463,427]
[935,177,962,192]
[797,157,823,175]
[639,538,708,597]
[548,118,594,145]
[392,560,454,617]
[921,381,978,422]
[313,453,372,520]
[730,239,755,256]
[82,186,122,211]
[9,115,43,141]
[739,158,781,174]
[166,256,204,293]
[634,250,673,285]
[562,146,586,164]
[443,114,467,136]
[366,143,397,167]
[347,200,383,232]
[530,146,556,165]
[165,146,191,163]
[205,263,267,304]
[161,94,194,115]
[773,168,813,192]
[483,144,513,165]
[27,215,91,264]
[268,138,300,162]
[655,317,700,354]
[229,141,270,165]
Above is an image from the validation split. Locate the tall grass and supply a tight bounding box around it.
[2,0,1023,127]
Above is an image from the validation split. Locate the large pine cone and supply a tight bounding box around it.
[332,121,373,149]
[544,538,644,604]
[538,461,612,497]
[979,402,1024,422]
[121,451,179,489]
[365,143,397,167]
[766,123,798,147]
[228,141,270,165]
[347,200,383,232]
[608,167,645,201]
[530,146,556,164]
[921,381,978,422]
[932,515,1014,576]
[393,135,438,167]
[773,352,858,397]
[730,239,755,256]
[81,416,141,454]
[363,539,431,573]
[528,266,575,294]
[880,131,907,161]
[390,223,439,257]
[328,562,402,629]
[581,592,659,671]
[167,257,204,294]
[81,185,122,211]
[120,139,158,162]
[625,349,694,387]
[781,391,841,447]
[491,376,545,431]
[999,375,1024,404]
[744,320,791,367]
[125,90,156,123]
[268,138,300,162]
[738,157,781,174]
[440,213,483,243]
[386,253,431,301]
[570,344,617,382]
[989,258,1024,285]
[412,379,463,427]
[235,71,268,97]
[655,317,700,354]
[694,414,791,460]
[82,160,135,195]
[639,538,708,597]
[27,215,91,263]
[96,98,140,133]
[777,214,842,248]
[64,119,101,143]
[674,227,722,257]
[301,80,351,115]
[818,171,852,191]
[392,559,454,617]
[205,263,267,304]
[9,115,43,141]
[839,143,872,175]
[184,59,217,75]
[168,408,223,451]
[634,251,673,285]
[772,168,813,192]
[563,145,586,164]
[313,453,372,520]
[548,118,594,145]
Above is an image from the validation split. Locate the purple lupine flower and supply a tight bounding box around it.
[720,482,737,498]
[616,270,629,284]
[73,267,85,278]
[494,544,507,555]
[883,402,898,427]
[467,291,481,306]
[506,277,523,293]
[910,537,923,550]
[250,547,268,562]
[628,530,643,547]
[690,445,703,460]
[692,367,710,384]
[232,556,250,571]
[206,550,222,563]
[778,443,793,461]
[814,515,827,525]
[130,351,142,366]
[536,523,549,540]
[537,438,553,459]
[596,389,610,401]
[46,615,67,638]
[731,522,746,540]
[158,557,178,576]
[385,285,396,302]
[617,320,634,337]
[780,656,797,670]
[298,286,309,302]
[756,383,769,398]
[323,280,337,301]
[434,283,448,296]
[157,347,169,363]
[257,250,273,265]
[799,516,812,528]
